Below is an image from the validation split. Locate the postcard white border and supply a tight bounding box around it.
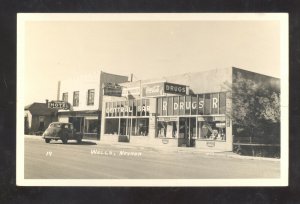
[17,13,289,186]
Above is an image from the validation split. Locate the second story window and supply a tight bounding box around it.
[87,89,95,105]
[62,92,68,102]
[73,91,79,106]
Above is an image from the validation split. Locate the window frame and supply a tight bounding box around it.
[87,89,95,106]
[73,91,79,107]
[62,92,68,102]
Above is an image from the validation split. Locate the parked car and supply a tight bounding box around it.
[42,122,83,144]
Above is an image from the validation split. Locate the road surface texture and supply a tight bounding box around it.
[24,137,280,179]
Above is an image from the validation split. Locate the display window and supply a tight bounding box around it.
[157,121,177,138]
[198,118,226,141]
[117,118,149,136]
[84,119,98,134]
[136,118,149,136]
[104,118,119,135]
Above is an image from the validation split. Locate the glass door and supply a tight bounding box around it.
[119,118,130,142]
[179,117,196,147]
[189,117,196,147]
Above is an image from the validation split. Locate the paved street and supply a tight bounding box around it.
[24,136,280,179]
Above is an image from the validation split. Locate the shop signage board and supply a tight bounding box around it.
[105,99,150,116]
[48,100,70,110]
[216,122,226,128]
[123,82,188,98]
[157,92,227,116]
[164,82,187,95]
[142,82,165,97]
[213,116,226,121]
[122,87,141,98]
[103,82,122,97]
[157,117,178,122]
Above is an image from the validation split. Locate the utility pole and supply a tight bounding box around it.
[57,81,61,100]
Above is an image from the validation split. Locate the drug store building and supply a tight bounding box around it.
[101,67,280,151]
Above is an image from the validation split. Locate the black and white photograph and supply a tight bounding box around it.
[16,13,288,186]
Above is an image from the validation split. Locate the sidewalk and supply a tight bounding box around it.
[24,135,280,162]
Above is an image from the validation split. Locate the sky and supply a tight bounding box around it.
[23,19,280,105]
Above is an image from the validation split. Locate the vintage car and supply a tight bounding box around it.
[42,122,83,144]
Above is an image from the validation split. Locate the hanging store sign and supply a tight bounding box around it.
[48,100,70,110]
[142,82,165,97]
[164,82,187,95]
[122,87,140,98]
[103,83,122,97]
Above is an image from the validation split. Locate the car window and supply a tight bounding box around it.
[50,123,62,128]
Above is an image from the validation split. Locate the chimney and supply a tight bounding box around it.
[57,81,61,100]
[130,73,133,82]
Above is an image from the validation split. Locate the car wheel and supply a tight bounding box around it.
[61,135,68,144]
[45,139,50,143]
[77,138,82,144]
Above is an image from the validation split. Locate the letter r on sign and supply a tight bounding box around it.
[213,98,218,108]
[163,101,167,110]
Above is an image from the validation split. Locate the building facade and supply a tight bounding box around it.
[57,71,128,140]
[24,102,57,135]
[100,67,280,151]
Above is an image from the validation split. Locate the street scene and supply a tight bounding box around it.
[25,136,280,179]
[18,14,288,186]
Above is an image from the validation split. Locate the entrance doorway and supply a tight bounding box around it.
[179,117,196,147]
[69,117,84,133]
[119,118,131,142]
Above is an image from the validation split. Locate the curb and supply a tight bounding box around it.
[24,135,280,161]
[205,152,280,162]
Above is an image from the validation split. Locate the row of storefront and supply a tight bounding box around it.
[101,92,233,150]
[54,67,278,151]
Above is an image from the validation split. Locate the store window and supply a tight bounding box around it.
[191,96,198,115]
[197,117,226,141]
[173,96,179,115]
[104,118,119,135]
[157,120,177,138]
[219,92,226,114]
[138,118,149,136]
[145,99,150,116]
[157,98,162,116]
[211,93,219,114]
[131,118,149,136]
[198,94,204,115]
[129,100,134,116]
[204,94,210,115]
[62,92,68,102]
[84,119,98,134]
[185,96,191,115]
[73,91,79,106]
[87,89,95,105]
